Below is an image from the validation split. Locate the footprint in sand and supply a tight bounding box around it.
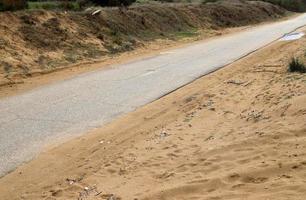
[241,176,269,184]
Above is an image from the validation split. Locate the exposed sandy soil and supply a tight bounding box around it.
[0,24,305,200]
[0,0,286,87]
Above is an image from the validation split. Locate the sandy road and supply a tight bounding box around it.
[1,14,306,177]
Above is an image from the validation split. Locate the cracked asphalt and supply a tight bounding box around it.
[1,14,306,177]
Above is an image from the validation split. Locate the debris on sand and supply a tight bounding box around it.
[92,9,101,16]
[280,32,305,41]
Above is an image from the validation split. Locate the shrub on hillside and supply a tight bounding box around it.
[90,0,136,6]
[260,0,306,12]
[288,58,306,73]
[0,0,27,11]
[27,1,80,10]
[154,0,174,2]
[202,0,219,3]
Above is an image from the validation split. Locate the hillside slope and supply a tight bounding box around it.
[0,0,286,86]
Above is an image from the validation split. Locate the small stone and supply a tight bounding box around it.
[160,130,168,139]
[92,9,101,16]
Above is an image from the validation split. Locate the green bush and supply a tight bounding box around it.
[77,0,93,8]
[202,0,219,3]
[0,0,27,11]
[90,0,136,7]
[27,1,80,10]
[154,0,174,2]
[260,0,306,12]
[288,58,306,73]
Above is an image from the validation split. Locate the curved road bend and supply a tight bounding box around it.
[1,14,306,177]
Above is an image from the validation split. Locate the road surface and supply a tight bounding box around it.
[1,14,306,177]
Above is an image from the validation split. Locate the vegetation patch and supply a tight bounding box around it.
[27,1,80,11]
[170,29,199,39]
[89,0,136,7]
[288,58,306,73]
[258,0,306,12]
[19,16,69,50]
[0,0,27,11]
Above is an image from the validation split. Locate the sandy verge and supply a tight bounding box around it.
[0,24,305,200]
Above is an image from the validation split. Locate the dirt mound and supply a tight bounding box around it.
[20,17,68,50]
[0,1,285,86]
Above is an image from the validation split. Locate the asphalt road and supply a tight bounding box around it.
[1,14,306,177]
